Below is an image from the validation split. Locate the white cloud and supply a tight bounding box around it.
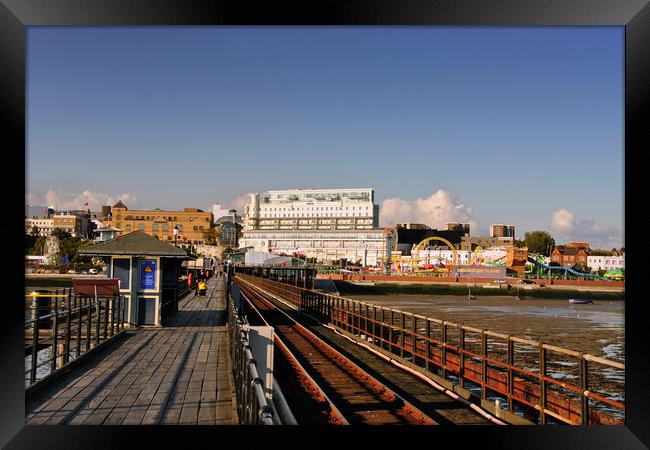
[379,190,479,230]
[226,194,252,213]
[25,193,37,206]
[551,208,575,232]
[26,190,140,211]
[550,208,623,249]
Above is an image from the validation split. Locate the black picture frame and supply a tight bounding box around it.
[2,1,647,448]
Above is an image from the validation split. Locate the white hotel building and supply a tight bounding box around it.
[239,188,386,266]
[25,218,54,236]
[587,255,625,272]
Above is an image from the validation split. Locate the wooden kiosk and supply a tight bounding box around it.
[80,231,195,327]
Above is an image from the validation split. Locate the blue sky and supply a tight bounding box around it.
[26,27,624,247]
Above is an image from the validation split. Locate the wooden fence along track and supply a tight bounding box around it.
[236,280,435,425]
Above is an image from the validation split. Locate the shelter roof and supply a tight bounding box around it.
[80,231,195,259]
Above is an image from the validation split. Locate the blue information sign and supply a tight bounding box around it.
[140,259,157,290]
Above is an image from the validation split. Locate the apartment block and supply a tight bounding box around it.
[105,201,213,245]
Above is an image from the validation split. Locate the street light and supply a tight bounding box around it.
[173,225,179,247]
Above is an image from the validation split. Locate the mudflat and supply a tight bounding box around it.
[344,294,624,362]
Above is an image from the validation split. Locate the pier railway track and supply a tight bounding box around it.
[235,280,436,425]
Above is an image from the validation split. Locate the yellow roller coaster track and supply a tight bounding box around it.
[387,232,458,272]
[471,245,483,265]
[411,236,458,266]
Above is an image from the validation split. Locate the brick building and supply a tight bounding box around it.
[551,247,589,267]
[105,201,213,245]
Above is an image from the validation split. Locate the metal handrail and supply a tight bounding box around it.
[24,289,129,387]
[227,285,274,425]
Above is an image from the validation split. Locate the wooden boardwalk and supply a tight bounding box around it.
[25,276,238,425]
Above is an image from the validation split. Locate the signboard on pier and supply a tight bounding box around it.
[450,265,506,279]
[139,259,157,290]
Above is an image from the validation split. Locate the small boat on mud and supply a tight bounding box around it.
[569,298,593,304]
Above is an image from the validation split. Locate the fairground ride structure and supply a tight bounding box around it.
[387,235,459,274]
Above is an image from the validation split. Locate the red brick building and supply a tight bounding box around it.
[551,247,589,266]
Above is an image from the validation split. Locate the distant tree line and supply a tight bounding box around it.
[514,231,623,258]
[515,231,555,255]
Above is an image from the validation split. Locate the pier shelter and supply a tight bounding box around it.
[80,231,195,327]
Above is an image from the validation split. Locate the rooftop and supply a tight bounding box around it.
[80,231,195,259]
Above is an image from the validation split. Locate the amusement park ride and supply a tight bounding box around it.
[382,229,609,280]
[383,228,472,274]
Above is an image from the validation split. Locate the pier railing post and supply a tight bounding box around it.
[51,308,59,373]
[30,315,39,384]
[441,322,447,380]
[84,297,91,351]
[95,297,101,347]
[116,295,122,331]
[412,314,417,362]
[580,354,589,425]
[459,327,465,388]
[425,319,431,373]
[103,298,109,340]
[482,331,488,399]
[373,306,378,346]
[507,337,514,413]
[400,312,405,359]
[64,300,72,365]
[389,310,394,355]
[539,342,546,424]
[76,297,82,359]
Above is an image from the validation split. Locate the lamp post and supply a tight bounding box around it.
[232,211,238,248]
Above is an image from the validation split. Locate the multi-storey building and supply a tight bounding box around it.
[241,229,387,266]
[101,205,112,218]
[446,222,471,236]
[551,247,589,267]
[105,201,213,245]
[240,188,384,266]
[396,223,430,230]
[587,255,625,271]
[26,209,93,238]
[53,212,90,238]
[211,203,231,223]
[459,235,513,251]
[489,224,516,239]
[244,188,379,231]
[25,218,54,236]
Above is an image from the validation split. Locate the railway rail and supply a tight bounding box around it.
[235,279,436,425]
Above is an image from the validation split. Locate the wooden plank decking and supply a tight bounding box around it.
[25,276,238,425]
